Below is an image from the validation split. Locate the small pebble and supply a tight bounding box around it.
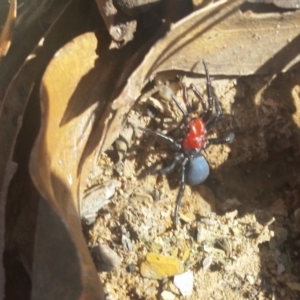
[158,84,174,102]
[91,244,122,272]
[126,263,136,273]
[180,212,195,223]
[196,222,203,243]
[161,290,176,300]
[277,263,285,275]
[200,218,217,226]
[246,275,255,285]
[203,244,213,253]
[202,254,213,271]
[122,233,134,252]
[173,270,194,296]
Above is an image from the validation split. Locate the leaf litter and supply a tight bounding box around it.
[4,1,300,298]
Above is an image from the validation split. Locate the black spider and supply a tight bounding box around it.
[139,61,234,227]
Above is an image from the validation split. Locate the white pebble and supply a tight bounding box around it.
[174,270,194,296]
[161,290,175,300]
[202,254,213,271]
[246,275,255,285]
[277,263,285,275]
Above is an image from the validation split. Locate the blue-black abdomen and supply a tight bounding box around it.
[185,156,210,186]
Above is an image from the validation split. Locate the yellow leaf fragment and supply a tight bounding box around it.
[140,252,184,280]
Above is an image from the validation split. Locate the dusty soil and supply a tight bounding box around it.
[85,69,300,300]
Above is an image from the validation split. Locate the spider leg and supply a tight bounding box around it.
[171,95,188,117]
[179,81,193,114]
[205,94,222,130]
[190,83,208,115]
[207,132,234,146]
[138,127,181,150]
[201,60,214,122]
[172,96,191,136]
[201,60,223,131]
[151,153,182,175]
[173,157,188,228]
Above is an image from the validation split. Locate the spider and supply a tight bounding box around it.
[139,61,234,228]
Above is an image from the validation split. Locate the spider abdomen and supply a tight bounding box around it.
[182,118,207,150]
[185,155,210,186]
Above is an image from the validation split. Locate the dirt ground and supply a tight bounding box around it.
[84,69,300,300]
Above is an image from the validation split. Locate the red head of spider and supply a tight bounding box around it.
[182,117,207,151]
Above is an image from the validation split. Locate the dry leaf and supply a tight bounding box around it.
[0,0,16,58]
[0,0,72,107]
[0,1,73,297]
[1,1,103,298]
[0,48,35,300]
[29,32,110,299]
[28,19,149,296]
[148,0,300,76]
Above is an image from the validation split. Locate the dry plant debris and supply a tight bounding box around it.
[2,1,300,299]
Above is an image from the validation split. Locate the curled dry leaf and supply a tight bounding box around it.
[0,0,16,57]
[147,0,300,76]
[0,67,28,297]
[28,11,144,293]
[0,0,73,126]
[29,32,108,299]
[0,1,84,298]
